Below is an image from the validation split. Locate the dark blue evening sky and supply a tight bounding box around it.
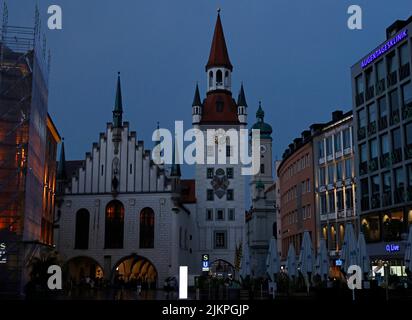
[5,0,412,177]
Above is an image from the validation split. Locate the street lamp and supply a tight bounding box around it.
[383,261,389,301]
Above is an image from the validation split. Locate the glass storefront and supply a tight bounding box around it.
[371,259,407,278]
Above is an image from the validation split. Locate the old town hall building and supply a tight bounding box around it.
[56,12,275,287]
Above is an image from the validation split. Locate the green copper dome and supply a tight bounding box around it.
[251,102,272,139]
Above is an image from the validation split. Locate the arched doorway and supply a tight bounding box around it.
[210,259,235,278]
[112,255,158,289]
[66,256,104,284]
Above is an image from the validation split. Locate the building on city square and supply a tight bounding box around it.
[351,15,412,275]
[55,12,275,287]
[245,104,276,277]
[277,129,316,259]
[312,111,357,272]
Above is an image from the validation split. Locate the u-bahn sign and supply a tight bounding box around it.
[202,254,210,272]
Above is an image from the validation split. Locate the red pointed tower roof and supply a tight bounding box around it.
[205,11,233,71]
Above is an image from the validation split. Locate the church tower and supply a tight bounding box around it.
[247,103,276,277]
[192,11,246,274]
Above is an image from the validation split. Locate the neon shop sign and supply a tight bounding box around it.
[385,244,400,253]
[361,29,408,68]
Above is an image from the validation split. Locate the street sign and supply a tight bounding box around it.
[202,254,209,272]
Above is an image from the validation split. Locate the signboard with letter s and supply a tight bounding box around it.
[202,254,209,272]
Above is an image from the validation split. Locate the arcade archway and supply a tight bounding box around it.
[112,255,158,289]
[210,259,235,278]
[66,256,104,284]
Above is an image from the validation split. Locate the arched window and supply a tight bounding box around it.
[140,207,155,248]
[75,209,90,249]
[224,71,229,87]
[216,70,223,85]
[209,71,213,88]
[105,200,124,248]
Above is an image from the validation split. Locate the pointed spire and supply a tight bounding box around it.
[192,83,202,107]
[206,9,233,71]
[237,83,248,107]
[170,135,181,177]
[256,101,264,120]
[113,72,123,127]
[57,139,67,181]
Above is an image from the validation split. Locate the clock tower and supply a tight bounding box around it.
[192,11,247,274]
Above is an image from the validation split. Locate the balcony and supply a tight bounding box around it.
[365,86,375,101]
[390,110,400,126]
[367,121,377,136]
[357,127,366,140]
[368,157,379,172]
[378,116,388,131]
[380,153,391,169]
[391,148,402,164]
[387,71,397,87]
[359,161,368,175]
[382,191,392,207]
[356,92,365,107]
[371,194,381,209]
[400,63,410,81]
[343,147,352,155]
[375,79,386,96]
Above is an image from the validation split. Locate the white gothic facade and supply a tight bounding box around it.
[55,12,275,287]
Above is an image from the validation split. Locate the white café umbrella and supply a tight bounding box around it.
[266,237,280,282]
[239,243,251,280]
[286,243,297,279]
[404,225,412,272]
[299,231,314,292]
[340,223,358,274]
[299,231,314,275]
[316,238,329,281]
[340,223,358,301]
[357,232,370,277]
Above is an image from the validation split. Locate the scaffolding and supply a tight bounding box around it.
[0,2,51,295]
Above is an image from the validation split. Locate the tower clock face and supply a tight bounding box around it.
[260,145,267,154]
